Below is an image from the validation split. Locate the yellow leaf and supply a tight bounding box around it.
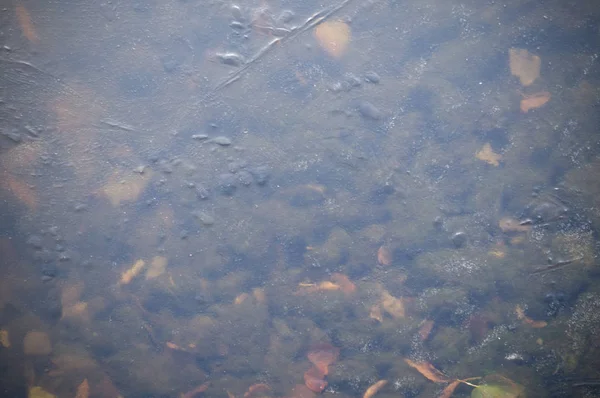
[75,379,89,398]
[0,329,10,347]
[520,91,551,113]
[509,48,540,86]
[314,20,351,58]
[363,380,387,398]
[118,259,145,285]
[28,386,56,398]
[476,143,502,166]
[381,291,405,319]
[146,256,168,279]
[100,169,153,207]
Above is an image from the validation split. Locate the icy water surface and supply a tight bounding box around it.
[1,0,600,397]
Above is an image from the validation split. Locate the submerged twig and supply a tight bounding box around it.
[529,257,583,276]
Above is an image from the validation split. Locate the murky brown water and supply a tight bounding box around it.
[1,0,600,397]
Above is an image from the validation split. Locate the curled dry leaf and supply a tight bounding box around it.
[15,4,39,43]
[515,304,547,328]
[404,358,450,383]
[377,245,392,266]
[475,143,502,166]
[520,91,551,113]
[509,48,540,86]
[381,291,405,319]
[307,343,340,375]
[118,259,145,285]
[304,366,327,393]
[314,20,351,58]
[363,380,387,398]
[75,379,89,398]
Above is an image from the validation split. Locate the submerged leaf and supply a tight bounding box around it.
[509,48,540,86]
[476,143,502,166]
[118,259,146,285]
[381,291,405,319]
[307,343,340,375]
[0,329,10,347]
[439,380,461,398]
[520,92,550,113]
[304,366,327,393]
[15,4,39,43]
[363,380,387,398]
[404,359,450,383]
[314,20,351,58]
[28,386,56,398]
[75,379,89,398]
[377,245,392,266]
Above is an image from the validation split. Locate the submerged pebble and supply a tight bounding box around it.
[356,100,383,120]
[216,52,245,67]
[218,173,237,195]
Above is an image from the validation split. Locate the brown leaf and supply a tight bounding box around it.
[404,358,450,383]
[314,20,351,58]
[244,383,271,398]
[363,380,387,398]
[509,48,540,86]
[515,305,547,328]
[307,343,340,375]
[0,329,10,348]
[520,91,551,113]
[75,379,89,398]
[288,384,316,398]
[377,245,392,266]
[15,4,38,43]
[438,380,461,398]
[330,273,356,294]
[99,169,153,207]
[476,143,502,166]
[304,366,327,393]
[146,256,168,279]
[118,259,145,285]
[381,291,405,319]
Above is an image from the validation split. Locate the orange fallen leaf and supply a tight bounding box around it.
[100,169,153,207]
[0,329,10,348]
[509,48,540,86]
[363,380,387,398]
[118,259,145,285]
[438,380,461,398]
[520,91,551,113]
[234,292,250,305]
[307,343,340,376]
[314,20,351,58]
[475,143,502,166]
[404,358,450,383]
[288,384,316,398]
[244,383,271,398]
[304,366,327,393]
[377,245,392,266]
[515,304,547,328]
[75,378,89,398]
[15,4,39,43]
[296,281,342,295]
[381,291,405,319]
[330,273,356,294]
